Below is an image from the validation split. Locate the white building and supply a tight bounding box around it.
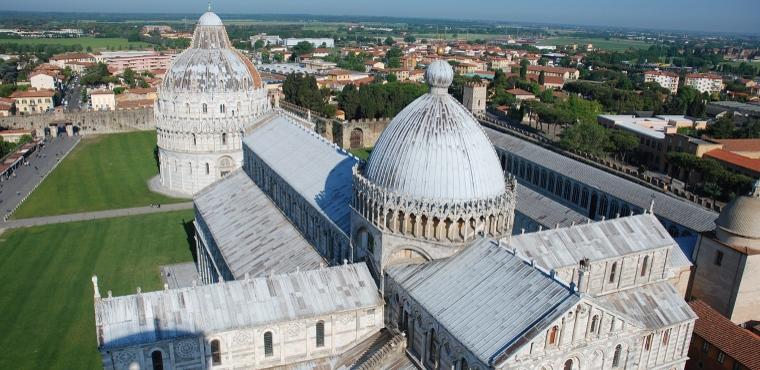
[644,70,680,94]
[685,73,724,94]
[95,52,697,370]
[155,11,270,196]
[283,38,335,48]
[30,71,57,90]
[90,90,116,111]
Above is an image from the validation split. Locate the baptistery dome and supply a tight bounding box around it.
[155,10,270,196]
[363,60,507,202]
[714,180,760,250]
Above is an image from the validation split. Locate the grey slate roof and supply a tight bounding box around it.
[95,263,382,349]
[484,127,718,232]
[244,113,357,234]
[505,214,685,269]
[387,238,579,366]
[595,281,696,330]
[515,183,589,228]
[194,170,324,279]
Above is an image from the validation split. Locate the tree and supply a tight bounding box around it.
[706,116,736,139]
[385,47,403,68]
[559,121,610,156]
[538,58,548,66]
[519,59,529,80]
[384,36,395,46]
[291,41,314,56]
[403,35,416,43]
[609,129,639,162]
[538,71,546,86]
[253,40,265,50]
[386,73,398,83]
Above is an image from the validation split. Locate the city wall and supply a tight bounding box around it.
[0,108,156,136]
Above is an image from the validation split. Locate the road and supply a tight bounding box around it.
[63,75,83,112]
[0,135,80,220]
[0,201,193,229]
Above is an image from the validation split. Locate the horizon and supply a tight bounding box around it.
[1,0,760,35]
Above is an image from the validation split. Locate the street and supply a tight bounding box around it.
[0,135,80,220]
[62,75,83,112]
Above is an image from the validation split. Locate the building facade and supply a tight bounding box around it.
[155,11,269,196]
[644,71,680,94]
[685,73,724,95]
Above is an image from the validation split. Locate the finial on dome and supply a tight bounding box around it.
[426,60,454,94]
[208,0,212,11]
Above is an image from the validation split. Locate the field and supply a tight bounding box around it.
[0,210,195,370]
[537,37,651,51]
[349,147,373,161]
[0,37,150,50]
[13,131,184,219]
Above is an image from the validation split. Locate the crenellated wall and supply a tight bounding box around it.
[0,108,155,135]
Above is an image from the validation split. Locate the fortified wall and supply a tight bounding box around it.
[0,108,155,135]
[336,118,391,150]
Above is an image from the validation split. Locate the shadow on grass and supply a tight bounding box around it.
[181,218,197,264]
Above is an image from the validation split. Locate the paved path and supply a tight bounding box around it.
[0,136,80,219]
[0,201,193,229]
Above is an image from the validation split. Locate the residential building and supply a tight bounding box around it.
[0,129,32,142]
[105,52,176,74]
[90,90,116,111]
[10,89,55,114]
[283,38,334,48]
[506,88,536,101]
[689,182,760,325]
[0,97,14,116]
[49,52,95,69]
[685,73,724,94]
[703,149,760,178]
[686,300,760,370]
[644,70,680,94]
[29,71,58,90]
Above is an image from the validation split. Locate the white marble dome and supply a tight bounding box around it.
[155,10,270,196]
[363,60,507,202]
[714,180,760,250]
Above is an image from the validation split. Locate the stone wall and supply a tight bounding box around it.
[0,108,155,135]
[338,118,391,149]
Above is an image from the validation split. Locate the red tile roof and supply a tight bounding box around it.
[704,149,760,173]
[689,300,760,370]
[645,70,679,78]
[506,88,534,96]
[10,89,55,98]
[527,65,578,74]
[714,139,760,153]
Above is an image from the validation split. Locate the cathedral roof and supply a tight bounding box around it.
[506,213,687,270]
[94,263,381,349]
[363,60,507,202]
[594,281,696,330]
[194,170,325,279]
[242,111,357,235]
[386,238,579,366]
[160,11,262,95]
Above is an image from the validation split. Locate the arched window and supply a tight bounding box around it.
[580,188,589,207]
[612,344,622,367]
[264,331,273,357]
[222,133,227,145]
[316,321,325,348]
[548,325,559,345]
[202,103,208,113]
[644,334,653,351]
[220,104,225,113]
[590,315,599,334]
[662,328,671,346]
[192,133,197,146]
[640,256,649,277]
[205,163,210,175]
[461,358,469,370]
[186,103,190,113]
[151,350,164,370]
[609,262,617,283]
[428,328,438,366]
[564,359,573,370]
[211,339,222,365]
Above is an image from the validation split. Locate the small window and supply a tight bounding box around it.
[211,339,222,365]
[316,321,325,348]
[548,326,559,345]
[205,163,210,175]
[701,341,709,353]
[461,358,469,370]
[612,344,622,367]
[714,251,724,266]
[220,104,226,113]
[202,103,208,113]
[717,351,725,364]
[644,334,653,351]
[264,331,273,357]
[222,132,227,145]
[662,328,671,346]
[640,256,649,277]
[590,315,599,334]
[564,359,573,370]
[609,262,617,283]
[151,350,164,370]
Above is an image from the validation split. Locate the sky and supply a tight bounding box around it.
[3,0,760,34]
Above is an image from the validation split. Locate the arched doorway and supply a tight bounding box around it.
[350,128,364,149]
[218,156,235,177]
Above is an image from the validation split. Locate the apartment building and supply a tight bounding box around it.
[685,73,725,94]
[644,70,680,94]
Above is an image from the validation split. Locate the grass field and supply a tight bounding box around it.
[0,210,195,370]
[0,37,150,50]
[14,131,184,219]
[537,37,651,51]
[349,147,373,161]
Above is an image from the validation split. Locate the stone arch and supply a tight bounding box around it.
[355,227,374,256]
[218,156,234,177]
[350,128,364,149]
[387,247,431,266]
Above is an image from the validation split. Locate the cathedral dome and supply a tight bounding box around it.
[160,11,262,95]
[363,60,507,202]
[714,181,760,249]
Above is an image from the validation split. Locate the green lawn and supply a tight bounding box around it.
[0,210,195,370]
[0,37,150,50]
[537,37,651,51]
[14,131,185,219]
[349,147,373,161]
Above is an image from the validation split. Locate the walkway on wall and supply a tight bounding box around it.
[0,201,193,229]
